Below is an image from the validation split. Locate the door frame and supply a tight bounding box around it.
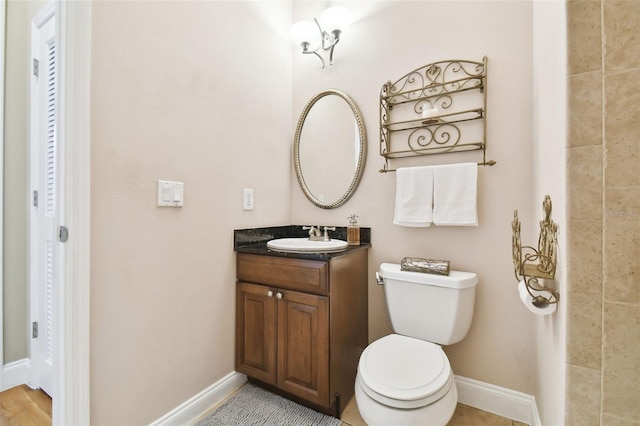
[53,1,91,424]
[0,0,5,391]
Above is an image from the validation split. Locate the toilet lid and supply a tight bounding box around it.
[358,334,453,409]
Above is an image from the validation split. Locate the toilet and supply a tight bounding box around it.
[355,263,478,426]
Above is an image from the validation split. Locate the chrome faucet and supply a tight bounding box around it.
[302,226,323,241]
[323,226,336,241]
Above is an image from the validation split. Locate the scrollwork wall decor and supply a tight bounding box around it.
[512,195,559,308]
[379,57,495,172]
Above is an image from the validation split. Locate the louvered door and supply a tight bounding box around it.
[30,5,56,397]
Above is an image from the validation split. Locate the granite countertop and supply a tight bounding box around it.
[234,225,371,261]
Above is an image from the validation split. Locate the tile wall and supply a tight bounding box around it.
[566,0,640,424]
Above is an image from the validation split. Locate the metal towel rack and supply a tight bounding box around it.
[379,57,496,173]
[379,158,496,173]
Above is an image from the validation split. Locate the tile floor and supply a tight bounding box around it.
[340,396,529,426]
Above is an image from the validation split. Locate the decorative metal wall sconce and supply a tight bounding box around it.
[512,195,559,307]
[291,6,352,68]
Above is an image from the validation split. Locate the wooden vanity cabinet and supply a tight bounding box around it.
[236,249,368,417]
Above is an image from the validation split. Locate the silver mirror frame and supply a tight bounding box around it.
[293,89,367,209]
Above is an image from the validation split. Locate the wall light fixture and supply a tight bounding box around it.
[291,6,352,68]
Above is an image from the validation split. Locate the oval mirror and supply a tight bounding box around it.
[294,89,366,209]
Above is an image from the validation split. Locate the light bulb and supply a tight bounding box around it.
[319,7,352,33]
[291,21,321,51]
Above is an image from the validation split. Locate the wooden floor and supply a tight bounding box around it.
[0,385,51,426]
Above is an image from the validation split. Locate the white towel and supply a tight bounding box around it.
[433,163,478,226]
[394,166,434,227]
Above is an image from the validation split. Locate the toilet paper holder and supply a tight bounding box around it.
[511,195,559,307]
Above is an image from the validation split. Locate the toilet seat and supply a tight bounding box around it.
[358,334,453,409]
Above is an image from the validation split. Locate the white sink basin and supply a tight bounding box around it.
[267,238,348,253]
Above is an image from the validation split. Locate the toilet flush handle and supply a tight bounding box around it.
[375,272,384,286]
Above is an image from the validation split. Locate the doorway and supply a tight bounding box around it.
[2,1,90,423]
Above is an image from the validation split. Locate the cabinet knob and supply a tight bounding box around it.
[267,290,274,297]
[276,292,283,299]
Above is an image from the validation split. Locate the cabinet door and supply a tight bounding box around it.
[236,282,277,385]
[277,289,330,407]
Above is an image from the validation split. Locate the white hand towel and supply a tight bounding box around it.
[433,163,478,226]
[394,166,434,227]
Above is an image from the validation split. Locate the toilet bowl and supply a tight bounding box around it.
[355,334,457,426]
[355,263,478,426]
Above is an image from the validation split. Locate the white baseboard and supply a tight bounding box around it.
[455,375,541,426]
[149,371,247,426]
[1,358,32,392]
[149,372,539,426]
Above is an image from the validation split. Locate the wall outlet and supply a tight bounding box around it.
[243,188,254,210]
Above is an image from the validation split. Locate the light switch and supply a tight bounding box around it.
[243,188,254,210]
[173,182,183,203]
[162,186,172,202]
[158,180,184,207]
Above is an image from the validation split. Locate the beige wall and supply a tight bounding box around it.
[3,0,30,364]
[89,1,292,424]
[566,0,640,424]
[87,1,543,422]
[291,1,537,394]
[3,0,47,364]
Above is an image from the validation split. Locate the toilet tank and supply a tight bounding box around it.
[378,263,478,345]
